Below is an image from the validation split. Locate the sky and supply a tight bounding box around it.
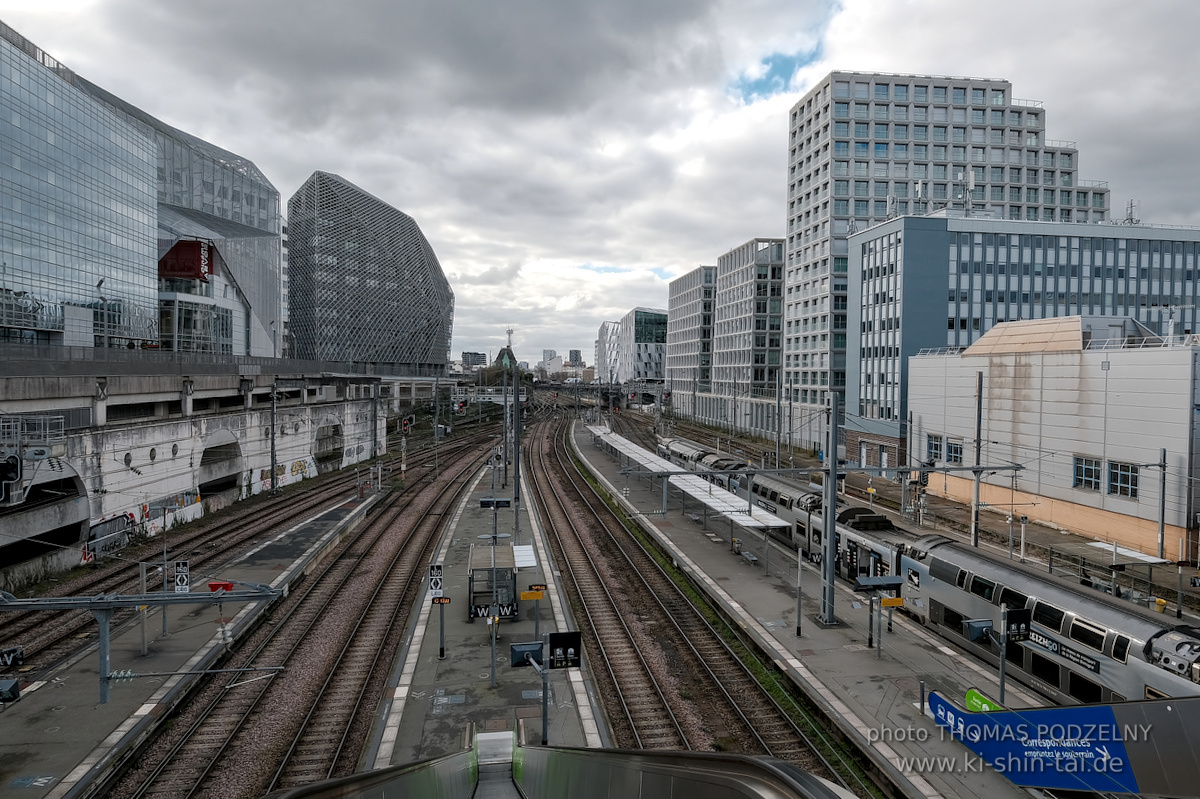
[3,0,1199,366]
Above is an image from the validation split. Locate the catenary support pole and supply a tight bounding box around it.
[1159,448,1167,560]
[971,370,983,547]
[819,392,839,626]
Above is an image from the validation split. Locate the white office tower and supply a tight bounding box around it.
[785,72,1110,447]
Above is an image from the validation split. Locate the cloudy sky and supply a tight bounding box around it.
[3,1,1198,365]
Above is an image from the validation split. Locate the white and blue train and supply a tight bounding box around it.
[658,436,1200,704]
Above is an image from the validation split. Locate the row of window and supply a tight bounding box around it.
[926,434,963,464]
[833,81,1008,107]
[833,121,1059,147]
[832,98,1033,120]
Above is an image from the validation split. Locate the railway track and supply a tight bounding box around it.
[532,416,880,795]
[105,437,493,799]
[1,434,488,680]
[529,418,687,750]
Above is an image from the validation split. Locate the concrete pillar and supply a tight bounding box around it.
[93,378,108,427]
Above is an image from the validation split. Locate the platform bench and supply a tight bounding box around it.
[741,550,759,565]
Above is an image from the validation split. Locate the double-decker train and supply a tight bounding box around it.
[657,435,1200,704]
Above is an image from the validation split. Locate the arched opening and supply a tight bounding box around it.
[198,429,244,497]
[313,417,344,474]
[0,458,89,562]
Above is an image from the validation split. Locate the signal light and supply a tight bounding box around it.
[402,419,411,434]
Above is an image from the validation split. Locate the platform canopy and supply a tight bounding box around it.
[586,427,789,530]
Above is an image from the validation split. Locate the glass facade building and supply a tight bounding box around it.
[287,171,453,374]
[0,21,157,346]
[75,77,282,356]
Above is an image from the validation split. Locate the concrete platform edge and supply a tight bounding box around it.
[49,492,383,799]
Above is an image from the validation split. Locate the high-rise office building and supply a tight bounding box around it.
[288,171,454,374]
[542,349,557,366]
[568,349,582,366]
[462,351,487,370]
[0,22,157,347]
[845,213,1200,467]
[595,321,620,383]
[713,239,784,395]
[666,265,716,396]
[0,20,283,356]
[785,71,1110,447]
[615,307,667,383]
[76,78,282,357]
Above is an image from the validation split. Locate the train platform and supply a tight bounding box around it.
[366,464,604,768]
[573,421,1032,799]
[0,493,377,799]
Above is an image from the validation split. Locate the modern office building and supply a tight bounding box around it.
[462,351,487,371]
[908,316,1196,561]
[568,349,582,366]
[75,80,282,357]
[287,171,454,375]
[615,307,667,383]
[713,239,785,394]
[0,20,283,356]
[785,71,1111,448]
[542,349,557,367]
[843,212,1200,469]
[666,265,716,398]
[595,320,620,383]
[0,21,158,347]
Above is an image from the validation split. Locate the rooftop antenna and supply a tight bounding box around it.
[1124,199,1140,225]
[506,327,514,348]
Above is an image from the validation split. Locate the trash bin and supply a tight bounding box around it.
[732,538,742,554]
[1153,597,1167,613]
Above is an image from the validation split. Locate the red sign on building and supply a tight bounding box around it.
[159,240,212,282]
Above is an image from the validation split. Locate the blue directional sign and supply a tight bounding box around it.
[928,691,1139,793]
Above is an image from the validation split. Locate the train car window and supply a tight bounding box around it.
[1068,672,1103,704]
[969,575,996,602]
[1068,619,1107,652]
[956,570,968,589]
[1033,602,1065,632]
[1145,686,1170,700]
[1030,651,1060,686]
[941,605,966,634]
[928,557,960,584]
[1112,635,1130,663]
[1110,692,1125,703]
[779,494,792,509]
[1006,642,1024,667]
[998,588,1028,610]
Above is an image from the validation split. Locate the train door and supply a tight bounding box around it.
[859,441,867,467]
[844,541,858,580]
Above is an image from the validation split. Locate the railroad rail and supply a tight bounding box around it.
[104,437,493,799]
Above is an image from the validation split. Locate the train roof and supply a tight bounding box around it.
[921,537,1188,643]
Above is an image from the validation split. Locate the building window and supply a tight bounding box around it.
[835,102,849,118]
[946,440,963,464]
[1073,457,1101,491]
[1108,461,1139,498]
[927,435,943,461]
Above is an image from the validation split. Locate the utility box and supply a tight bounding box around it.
[0,678,19,703]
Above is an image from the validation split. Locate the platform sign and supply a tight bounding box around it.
[429,564,443,598]
[521,590,544,601]
[174,560,190,593]
[548,631,582,669]
[529,583,547,591]
[480,498,511,509]
[880,596,904,608]
[431,597,451,605]
[964,687,1004,713]
[928,691,1138,792]
[1005,608,1032,642]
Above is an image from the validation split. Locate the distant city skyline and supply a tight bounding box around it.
[3,2,1199,360]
